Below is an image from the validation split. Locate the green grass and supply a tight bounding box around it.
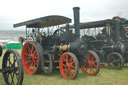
[0,50,128,85]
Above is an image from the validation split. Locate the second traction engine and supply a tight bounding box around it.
[81,16,128,70]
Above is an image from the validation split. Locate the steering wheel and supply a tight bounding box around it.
[53,29,65,37]
[27,33,36,41]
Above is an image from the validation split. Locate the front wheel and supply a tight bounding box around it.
[107,52,124,70]
[81,50,100,75]
[59,52,79,79]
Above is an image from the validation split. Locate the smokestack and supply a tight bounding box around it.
[113,16,120,41]
[73,7,80,40]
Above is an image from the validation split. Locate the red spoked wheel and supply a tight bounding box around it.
[22,41,43,74]
[59,52,79,79]
[81,50,100,75]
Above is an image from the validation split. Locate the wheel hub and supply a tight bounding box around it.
[64,65,68,68]
[88,60,93,65]
[68,64,72,69]
[28,56,32,60]
[65,63,71,69]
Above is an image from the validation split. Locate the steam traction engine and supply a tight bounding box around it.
[13,7,100,79]
[0,45,24,85]
[80,16,128,69]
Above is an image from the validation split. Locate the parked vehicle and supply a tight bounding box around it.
[80,16,128,69]
[14,7,100,79]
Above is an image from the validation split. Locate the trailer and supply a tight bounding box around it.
[0,45,24,85]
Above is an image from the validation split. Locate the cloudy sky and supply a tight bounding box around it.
[0,0,128,30]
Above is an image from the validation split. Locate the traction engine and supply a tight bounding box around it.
[13,7,100,79]
[80,16,128,69]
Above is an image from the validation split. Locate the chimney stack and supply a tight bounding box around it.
[73,7,80,40]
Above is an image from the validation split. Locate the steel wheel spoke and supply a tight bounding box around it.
[8,56,13,66]
[69,69,74,78]
[63,69,68,76]
[70,61,75,64]
[31,45,34,53]
[71,65,76,69]
[15,72,19,80]
[27,47,31,54]
[32,50,37,56]
[92,63,97,68]
[33,60,38,65]
[91,56,94,60]
[33,52,38,58]
[66,55,68,63]
[11,73,15,85]
[90,65,95,73]
[70,57,72,63]
[25,60,31,64]
[24,53,29,56]
[62,64,66,66]
[89,65,92,73]
[88,53,90,60]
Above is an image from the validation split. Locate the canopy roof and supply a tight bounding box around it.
[80,19,113,29]
[13,15,71,28]
[69,19,113,29]
[78,19,128,29]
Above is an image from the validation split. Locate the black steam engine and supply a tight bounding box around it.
[14,7,100,79]
[80,16,128,69]
[0,45,24,85]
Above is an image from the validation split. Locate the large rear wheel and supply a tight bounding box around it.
[22,41,44,74]
[2,50,24,85]
[59,52,79,79]
[81,50,100,75]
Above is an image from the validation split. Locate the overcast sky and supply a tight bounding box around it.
[0,0,128,30]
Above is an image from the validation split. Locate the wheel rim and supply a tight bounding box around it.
[42,53,53,74]
[22,42,39,74]
[81,51,99,75]
[2,50,24,85]
[107,52,124,69]
[0,45,2,56]
[59,53,78,79]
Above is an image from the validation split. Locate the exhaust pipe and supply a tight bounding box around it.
[73,7,80,40]
[113,16,120,41]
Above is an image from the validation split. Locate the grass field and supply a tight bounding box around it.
[0,50,128,85]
